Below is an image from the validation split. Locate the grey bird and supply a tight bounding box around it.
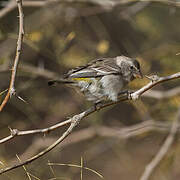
[48,56,143,103]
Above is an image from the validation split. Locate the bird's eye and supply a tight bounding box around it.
[130,66,134,70]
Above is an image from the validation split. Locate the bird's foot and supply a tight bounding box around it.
[126,90,135,100]
[118,90,134,97]
[93,100,102,111]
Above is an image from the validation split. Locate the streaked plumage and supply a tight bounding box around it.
[48,56,143,102]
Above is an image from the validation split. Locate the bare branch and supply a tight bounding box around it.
[19,63,59,79]
[0,117,177,145]
[140,108,180,180]
[0,0,15,19]
[0,0,180,19]
[143,86,180,99]
[0,112,86,174]
[0,0,24,111]
[0,0,46,19]
[130,73,180,100]
[4,120,180,170]
[0,72,179,174]
[0,119,71,144]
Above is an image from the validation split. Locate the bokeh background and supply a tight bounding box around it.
[0,0,180,179]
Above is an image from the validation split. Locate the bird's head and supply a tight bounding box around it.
[116,56,143,80]
[129,59,143,79]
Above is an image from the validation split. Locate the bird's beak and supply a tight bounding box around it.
[133,70,143,79]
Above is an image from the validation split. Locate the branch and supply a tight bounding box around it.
[0,0,45,19]
[0,119,71,144]
[0,0,15,19]
[0,0,180,19]
[0,0,24,111]
[130,73,180,100]
[143,86,180,99]
[0,112,86,174]
[19,63,59,79]
[0,72,179,174]
[6,120,180,169]
[140,108,180,180]
[0,118,177,145]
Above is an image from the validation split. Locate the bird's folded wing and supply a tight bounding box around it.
[64,58,122,78]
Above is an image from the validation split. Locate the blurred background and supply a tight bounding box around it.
[0,0,180,179]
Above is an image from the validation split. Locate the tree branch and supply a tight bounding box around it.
[130,73,180,100]
[0,72,179,174]
[0,0,24,111]
[0,0,180,19]
[0,119,71,144]
[0,112,86,174]
[143,86,180,99]
[140,108,180,180]
[0,118,178,145]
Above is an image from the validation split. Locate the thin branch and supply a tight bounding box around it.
[19,63,59,79]
[0,112,86,174]
[0,0,180,19]
[140,108,180,180]
[130,73,180,100]
[143,86,180,99]
[8,121,174,166]
[0,118,179,145]
[0,0,24,111]
[0,0,45,19]
[0,72,179,174]
[47,161,104,179]
[0,119,71,144]
[0,0,15,19]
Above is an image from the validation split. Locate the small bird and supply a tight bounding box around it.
[48,55,143,103]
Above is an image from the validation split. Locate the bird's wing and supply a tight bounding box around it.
[64,58,122,79]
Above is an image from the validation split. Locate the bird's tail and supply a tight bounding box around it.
[48,79,75,86]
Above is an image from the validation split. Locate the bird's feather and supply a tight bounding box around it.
[64,57,122,79]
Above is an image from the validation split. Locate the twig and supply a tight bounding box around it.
[130,73,180,100]
[0,0,45,19]
[7,121,171,166]
[143,86,180,99]
[140,108,180,180]
[0,0,24,111]
[0,72,179,174]
[0,118,178,145]
[0,0,15,19]
[0,119,71,144]
[0,0,180,19]
[19,63,59,79]
[0,112,86,174]
[47,161,104,179]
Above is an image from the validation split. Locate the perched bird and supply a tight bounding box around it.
[48,56,143,103]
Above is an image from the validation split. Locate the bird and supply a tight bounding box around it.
[48,55,143,103]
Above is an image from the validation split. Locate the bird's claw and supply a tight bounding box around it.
[127,90,134,100]
[93,101,102,111]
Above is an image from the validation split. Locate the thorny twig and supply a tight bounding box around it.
[0,0,24,111]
